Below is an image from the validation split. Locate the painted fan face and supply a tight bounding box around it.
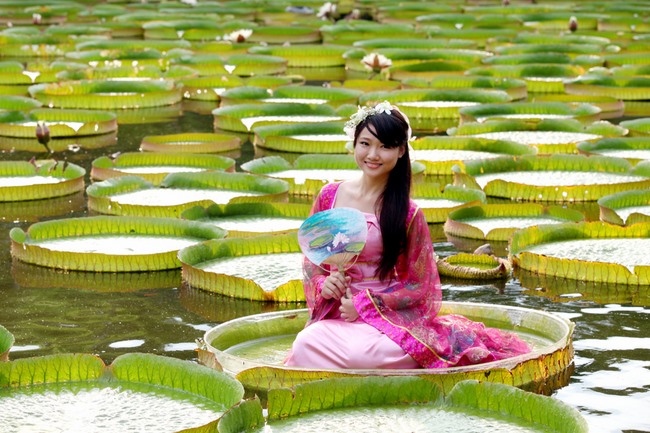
[298,207,368,271]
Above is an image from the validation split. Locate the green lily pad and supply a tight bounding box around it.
[456,154,650,202]
[10,215,226,272]
[415,135,537,172]
[448,118,627,154]
[248,44,350,67]
[212,103,344,133]
[467,64,584,93]
[181,202,310,237]
[577,137,650,165]
[598,189,650,225]
[359,88,511,133]
[412,183,487,223]
[203,303,574,396]
[402,75,528,101]
[179,233,304,302]
[218,379,587,433]
[619,118,650,136]
[28,79,183,109]
[565,74,650,101]
[140,132,242,154]
[0,160,85,202]
[253,121,348,154]
[529,93,625,119]
[0,108,117,138]
[436,253,512,280]
[87,172,289,218]
[459,102,601,125]
[511,221,650,285]
[91,152,236,185]
[0,325,14,362]
[444,203,585,241]
[0,353,244,432]
[219,85,362,108]
[0,190,85,222]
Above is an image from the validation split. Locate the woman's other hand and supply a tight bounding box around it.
[321,270,350,300]
[339,289,359,322]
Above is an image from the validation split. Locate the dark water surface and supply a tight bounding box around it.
[1,107,648,433]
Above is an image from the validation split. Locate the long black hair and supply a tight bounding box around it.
[353,108,411,282]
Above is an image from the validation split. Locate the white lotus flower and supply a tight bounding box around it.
[332,232,349,249]
[317,2,336,20]
[224,29,253,43]
[361,53,392,73]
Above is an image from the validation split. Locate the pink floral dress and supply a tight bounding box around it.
[285,182,530,369]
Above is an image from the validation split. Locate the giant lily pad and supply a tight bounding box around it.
[217,379,587,433]
[0,160,85,202]
[219,85,362,108]
[172,53,287,77]
[179,233,304,302]
[0,108,117,138]
[412,183,487,224]
[412,136,536,176]
[212,103,344,133]
[181,202,310,237]
[28,79,183,109]
[0,190,85,222]
[619,118,650,137]
[466,64,584,93]
[448,118,627,154]
[10,215,226,272]
[456,154,650,202]
[91,152,236,185]
[444,203,585,242]
[0,325,13,362]
[565,75,650,101]
[241,155,359,197]
[248,44,347,67]
[87,172,289,218]
[459,102,601,125]
[359,88,511,133]
[140,132,241,154]
[510,221,650,285]
[203,302,575,396]
[401,75,528,101]
[436,252,512,281]
[598,189,650,226]
[0,353,244,432]
[577,137,650,165]
[253,121,348,154]
[529,93,625,119]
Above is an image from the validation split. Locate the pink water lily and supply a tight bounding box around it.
[317,2,337,20]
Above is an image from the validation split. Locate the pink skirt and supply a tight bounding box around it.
[284,319,420,369]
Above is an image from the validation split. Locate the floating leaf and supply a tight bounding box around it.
[0,160,85,202]
[140,132,241,154]
[179,233,304,302]
[204,304,574,397]
[10,215,226,272]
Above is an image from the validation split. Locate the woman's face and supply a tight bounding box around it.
[354,124,404,180]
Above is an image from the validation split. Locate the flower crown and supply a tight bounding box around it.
[343,101,394,140]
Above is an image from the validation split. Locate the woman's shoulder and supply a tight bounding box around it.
[316,182,343,209]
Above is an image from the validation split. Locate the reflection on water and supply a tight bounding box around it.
[1,111,648,433]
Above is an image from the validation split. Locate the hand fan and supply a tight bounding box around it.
[298,207,368,273]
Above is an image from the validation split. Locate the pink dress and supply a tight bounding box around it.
[285,182,530,369]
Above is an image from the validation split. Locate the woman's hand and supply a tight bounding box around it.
[339,289,359,322]
[321,270,350,300]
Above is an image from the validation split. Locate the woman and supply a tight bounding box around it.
[285,101,530,369]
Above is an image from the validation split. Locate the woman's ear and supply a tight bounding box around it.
[398,145,406,158]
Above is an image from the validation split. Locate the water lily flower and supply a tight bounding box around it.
[317,2,337,20]
[361,53,392,73]
[332,232,350,249]
[224,29,253,43]
[32,13,42,25]
[569,16,578,32]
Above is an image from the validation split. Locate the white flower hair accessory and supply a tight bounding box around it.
[344,101,415,158]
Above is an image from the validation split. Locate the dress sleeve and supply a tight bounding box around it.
[353,207,442,321]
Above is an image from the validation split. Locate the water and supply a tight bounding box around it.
[1,108,649,433]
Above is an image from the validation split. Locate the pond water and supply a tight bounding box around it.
[1,109,649,433]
